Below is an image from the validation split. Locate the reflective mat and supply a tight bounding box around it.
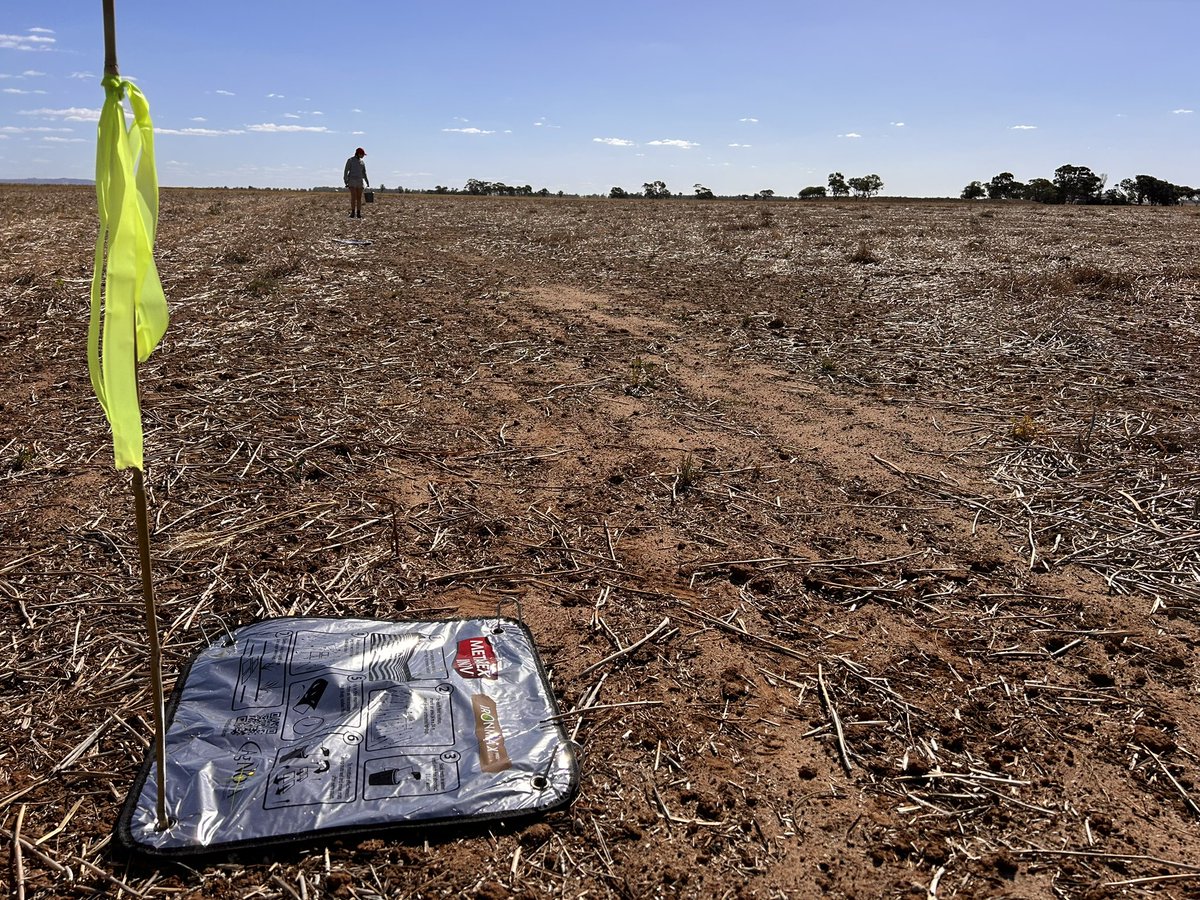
[117,616,578,856]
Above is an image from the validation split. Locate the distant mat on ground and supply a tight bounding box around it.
[116,616,578,857]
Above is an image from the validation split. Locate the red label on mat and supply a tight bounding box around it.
[454,636,500,680]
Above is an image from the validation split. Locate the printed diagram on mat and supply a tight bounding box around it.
[264,731,360,809]
[284,676,363,740]
[120,618,579,854]
[222,627,465,809]
[367,632,448,682]
[366,684,456,749]
[233,633,290,709]
[363,750,461,800]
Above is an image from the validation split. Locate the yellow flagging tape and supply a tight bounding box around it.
[88,75,169,471]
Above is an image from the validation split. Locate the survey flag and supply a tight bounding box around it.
[88,74,169,471]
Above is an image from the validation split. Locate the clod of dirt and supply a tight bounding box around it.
[984,850,1019,881]
[726,565,753,586]
[968,554,1006,573]
[474,883,509,900]
[721,665,751,699]
[747,576,774,595]
[680,788,724,820]
[519,822,553,848]
[1132,724,1177,754]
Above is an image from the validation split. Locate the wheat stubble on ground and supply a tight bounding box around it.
[1,186,1199,898]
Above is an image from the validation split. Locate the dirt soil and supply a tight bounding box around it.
[2,187,1199,899]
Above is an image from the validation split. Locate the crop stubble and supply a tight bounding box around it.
[1,187,1199,898]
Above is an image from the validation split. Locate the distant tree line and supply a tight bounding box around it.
[607,175,886,201]
[606,181,686,199]
[308,167,1193,204]
[961,165,1197,205]
[333,181,569,196]
[608,181,753,199]
[793,173,885,200]
[608,181,693,199]
[461,178,559,197]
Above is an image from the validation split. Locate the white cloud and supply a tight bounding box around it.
[838,132,862,138]
[648,138,698,149]
[1172,108,1194,115]
[42,136,85,143]
[19,106,100,122]
[4,88,46,95]
[246,123,329,133]
[158,127,246,136]
[214,89,235,96]
[29,27,54,34]
[22,70,45,77]
[190,116,207,122]
[593,137,634,147]
[0,31,56,51]
[284,113,300,119]
[266,92,285,98]
[443,127,495,135]
[891,121,905,127]
[739,117,758,123]
[0,30,56,50]
[1010,124,1037,130]
[1,125,71,133]
[728,142,751,148]
[69,71,92,80]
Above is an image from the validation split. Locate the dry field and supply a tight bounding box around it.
[2,185,1200,898]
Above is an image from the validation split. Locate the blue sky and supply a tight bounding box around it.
[2,1,1196,196]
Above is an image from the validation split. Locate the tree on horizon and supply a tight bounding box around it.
[828,172,850,198]
[642,180,670,199]
[848,174,883,198]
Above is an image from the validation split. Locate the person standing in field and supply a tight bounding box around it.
[343,147,369,218]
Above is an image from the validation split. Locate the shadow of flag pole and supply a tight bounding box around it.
[94,0,170,832]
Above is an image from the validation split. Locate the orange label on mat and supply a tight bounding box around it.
[471,694,512,773]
